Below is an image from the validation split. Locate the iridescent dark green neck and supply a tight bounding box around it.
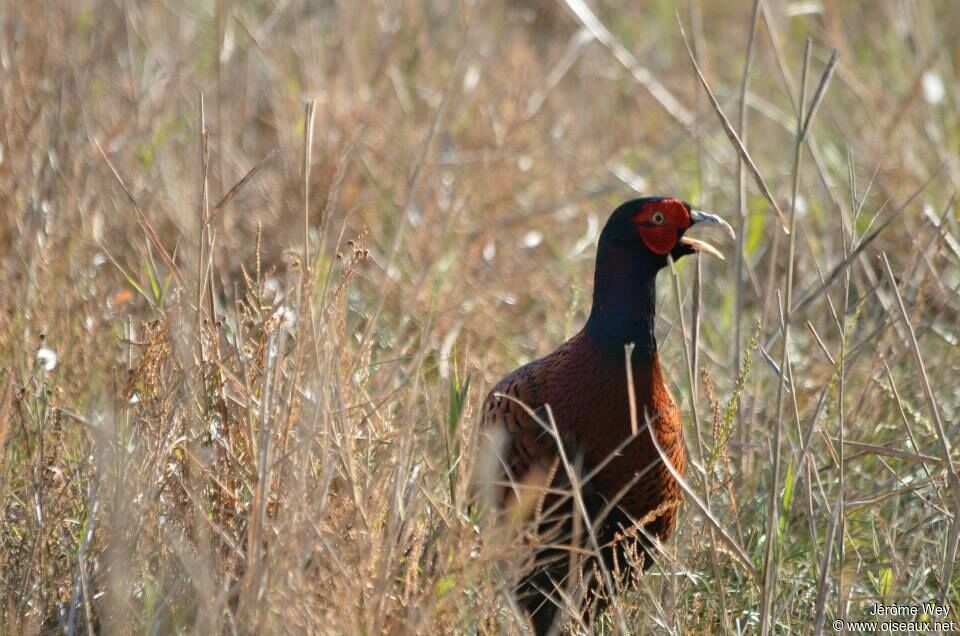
[585,240,660,359]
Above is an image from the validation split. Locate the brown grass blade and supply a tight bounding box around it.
[94,139,187,290]
[206,149,279,225]
[676,12,789,233]
[560,0,695,130]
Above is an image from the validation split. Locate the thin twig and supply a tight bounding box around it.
[880,252,960,607]
[676,11,789,233]
[646,410,760,583]
[762,37,811,636]
[302,100,317,277]
[791,164,944,316]
[624,343,638,437]
[735,0,761,482]
[206,149,279,225]
[94,139,187,289]
[812,499,839,635]
[559,0,695,130]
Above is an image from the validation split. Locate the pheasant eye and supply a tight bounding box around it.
[651,211,665,225]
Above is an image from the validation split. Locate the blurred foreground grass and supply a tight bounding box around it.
[2,1,960,633]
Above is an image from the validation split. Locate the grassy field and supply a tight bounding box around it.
[2,1,960,633]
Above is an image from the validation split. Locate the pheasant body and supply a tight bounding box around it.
[480,197,732,633]
[485,331,685,533]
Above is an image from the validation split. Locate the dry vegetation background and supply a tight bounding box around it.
[2,0,960,633]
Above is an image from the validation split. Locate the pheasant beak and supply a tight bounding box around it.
[680,209,736,260]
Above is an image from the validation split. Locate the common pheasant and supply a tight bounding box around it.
[480,197,733,634]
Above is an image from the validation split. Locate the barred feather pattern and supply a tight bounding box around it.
[481,328,685,633]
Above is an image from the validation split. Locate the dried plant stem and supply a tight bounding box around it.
[560,0,695,130]
[302,100,317,279]
[880,253,960,606]
[735,0,761,482]
[761,38,810,636]
[677,12,789,233]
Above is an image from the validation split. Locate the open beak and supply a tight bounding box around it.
[680,209,736,259]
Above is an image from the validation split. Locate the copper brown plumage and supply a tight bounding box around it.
[480,197,733,634]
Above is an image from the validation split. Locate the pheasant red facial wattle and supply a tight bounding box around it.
[629,197,691,255]
[480,196,734,634]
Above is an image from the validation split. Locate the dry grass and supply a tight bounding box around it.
[2,1,960,633]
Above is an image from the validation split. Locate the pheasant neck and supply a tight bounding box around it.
[585,244,659,358]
